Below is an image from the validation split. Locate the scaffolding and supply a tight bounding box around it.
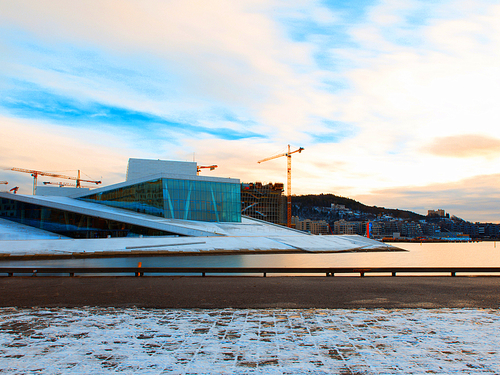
[241,182,287,225]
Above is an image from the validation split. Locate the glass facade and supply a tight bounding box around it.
[241,182,286,225]
[80,178,241,222]
[81,179,165,217]
[0,198,174,238]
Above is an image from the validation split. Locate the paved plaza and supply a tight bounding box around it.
[2,276,499,309]
[0,307,499,374]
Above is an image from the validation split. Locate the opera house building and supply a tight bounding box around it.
[0,159,392,256]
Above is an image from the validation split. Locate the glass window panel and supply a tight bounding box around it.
[74,177,241,223]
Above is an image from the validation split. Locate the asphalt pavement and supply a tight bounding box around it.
[1,276,499,308]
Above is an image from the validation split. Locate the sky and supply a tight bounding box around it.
[1,0,500,223]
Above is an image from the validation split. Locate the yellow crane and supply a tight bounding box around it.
[197,165,218,175]
[258,145,304,227]
[9,168,101,195]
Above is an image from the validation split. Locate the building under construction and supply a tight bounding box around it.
[241,182,287,225]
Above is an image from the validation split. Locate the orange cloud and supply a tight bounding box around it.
[422,134,500,158]
[355,173,500,223]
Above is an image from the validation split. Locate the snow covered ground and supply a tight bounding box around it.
[1,308,499,374]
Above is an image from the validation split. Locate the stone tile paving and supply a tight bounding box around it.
[0,308,499,374]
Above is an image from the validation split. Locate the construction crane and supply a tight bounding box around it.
[9,168,101,195]
[0,181,7,185]
[43,181,93,188]
[258,145,304,228]
[197,165,218,175]
[43,181,73,187]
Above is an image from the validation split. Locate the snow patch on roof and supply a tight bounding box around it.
[0,218,66,241]
[0,233,395,255]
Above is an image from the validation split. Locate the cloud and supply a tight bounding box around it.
[422,134,500,159]
[0,0,346,139]
[0,116,142,194]
[355,173,500,223]
[0,83,263,141]
[1,0,500,225]
[310,0,500,193]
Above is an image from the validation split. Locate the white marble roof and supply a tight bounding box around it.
[0,192,396,255]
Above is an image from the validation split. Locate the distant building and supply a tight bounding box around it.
[401,221,423,238]
[333,220,365,235]
[370,221,396,238]
[331,204,346,210]
[428,209,449,218]
[241,182,286,225]
[294,218,330,235]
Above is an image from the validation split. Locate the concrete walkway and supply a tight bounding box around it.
[0,307,499,374]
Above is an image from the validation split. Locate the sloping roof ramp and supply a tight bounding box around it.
[0,233,396,256]
[0,192,397,255]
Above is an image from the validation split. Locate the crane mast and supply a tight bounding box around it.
[258,145,304,228]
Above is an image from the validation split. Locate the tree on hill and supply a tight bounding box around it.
[292,194,424,221]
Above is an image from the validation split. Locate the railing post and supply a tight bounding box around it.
[0,267,499,277]
[135,262,143,277]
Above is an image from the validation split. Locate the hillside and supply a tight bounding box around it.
[292,194,425,221]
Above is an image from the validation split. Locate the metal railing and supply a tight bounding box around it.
[1,267,500,277]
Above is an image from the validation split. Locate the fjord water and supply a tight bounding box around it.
[2,241,500,270]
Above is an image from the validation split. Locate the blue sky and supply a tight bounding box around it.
[1,0,500,222]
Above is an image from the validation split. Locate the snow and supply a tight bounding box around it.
[0,234,395,256]
[0,308,498,374]
[0,219,65,240]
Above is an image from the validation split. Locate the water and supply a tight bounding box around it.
[1,241,500,270]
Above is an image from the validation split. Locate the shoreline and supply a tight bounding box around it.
[0,247,405,261]
[383,239,485,243]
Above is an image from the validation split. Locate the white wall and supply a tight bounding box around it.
[126,159,197,181]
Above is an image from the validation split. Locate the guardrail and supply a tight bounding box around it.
[1,267,500,277]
